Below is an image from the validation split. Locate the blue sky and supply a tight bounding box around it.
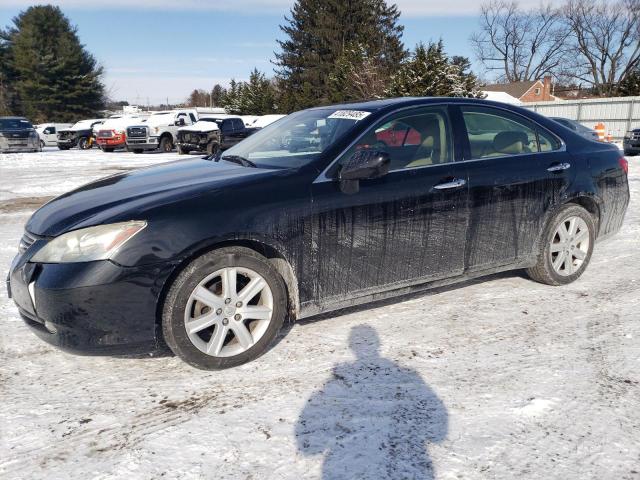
[0,1,560,104]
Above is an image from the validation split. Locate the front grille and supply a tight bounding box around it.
[57,131,74,140]
[18,231,37,254]
[97,130,113,138]
[127,126,147,138]
[180,132,206,143]
[3,131,30,139]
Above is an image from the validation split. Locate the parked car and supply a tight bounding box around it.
[126,109,224,154]
[550,117,599,141]
[176,115,252,155]
[8,98,629,370]
[57,119,104,150]
[35,123,72,148]
[623,128,640,156]
[0,116,40,153]
[96,115,148,152]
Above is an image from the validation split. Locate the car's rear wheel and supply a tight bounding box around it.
[162,247,287,370]
[526,204,595,286]
[40,140,45,149]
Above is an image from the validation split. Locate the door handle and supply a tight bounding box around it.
[547,162,571,172]
[433,178,466,190]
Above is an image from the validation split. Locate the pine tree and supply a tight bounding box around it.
[211,84,226,108]
[617,70,640,96]
[236,69,277,115]
[1,6,105,122]
[329,43,388,103]
[386,42,483,98]
[223,79,242,113]
[275,0,406,110]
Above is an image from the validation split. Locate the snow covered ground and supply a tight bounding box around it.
[0,148,638,480]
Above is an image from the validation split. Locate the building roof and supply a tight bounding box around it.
[482,81,538,99]
[481,91,522,105]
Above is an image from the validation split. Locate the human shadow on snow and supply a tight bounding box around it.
[295,325,448,480]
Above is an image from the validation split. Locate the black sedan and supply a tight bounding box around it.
[8,98,630,370]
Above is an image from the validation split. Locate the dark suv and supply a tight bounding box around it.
[623,128,640,156]
[0,117,40,153]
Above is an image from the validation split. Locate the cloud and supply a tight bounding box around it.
[1,0,567,17]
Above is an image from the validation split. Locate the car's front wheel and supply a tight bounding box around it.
[526,204,596,285]
[162,247,287,370]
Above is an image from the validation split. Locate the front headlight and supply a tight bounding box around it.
[31,221,147,263]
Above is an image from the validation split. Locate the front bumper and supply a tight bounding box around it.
[96,137,126,148]
[623,140,640,154]
[177,141,207,152]
[0,137,40,152]
[126,136,160,150]
[7,248,177,355]
[57,138,78,148]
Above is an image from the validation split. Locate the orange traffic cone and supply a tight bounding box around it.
[595,123,606,142]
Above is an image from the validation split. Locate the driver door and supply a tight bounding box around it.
[307,105,470,305]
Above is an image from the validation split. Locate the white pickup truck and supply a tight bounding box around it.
[126,108,225,153]
[35,123,73,148]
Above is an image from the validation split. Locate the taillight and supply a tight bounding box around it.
[619,157,628,175]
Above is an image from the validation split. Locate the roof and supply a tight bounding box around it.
[481,91,522,105]
[482,81,539,99]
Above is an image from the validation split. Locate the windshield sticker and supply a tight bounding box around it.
[328,110,371,121]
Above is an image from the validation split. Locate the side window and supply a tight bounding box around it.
[44,126,55,134]
[189,113,197,123]
[221,120,232,133]
[341,107,454,171]
[462,106,560,159]
[233,119,244,131]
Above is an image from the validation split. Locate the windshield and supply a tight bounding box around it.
[0,118,33,130]
[221,108,371,168]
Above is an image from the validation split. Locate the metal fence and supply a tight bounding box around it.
[524,96,640,141]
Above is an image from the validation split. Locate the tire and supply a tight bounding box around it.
[132,149,143,154]
[58,146,70,151]
[40,140,45,149]
[159,136,173,153]
[162,247,287,370]
[78,137,89,150]
[178,145,190,155]
[526,204,596,286]
[206,141,219,156]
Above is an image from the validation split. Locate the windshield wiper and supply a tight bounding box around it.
[220,155,257,168]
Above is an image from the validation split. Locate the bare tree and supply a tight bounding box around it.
[471,1,570,82]
[563,0,640,95]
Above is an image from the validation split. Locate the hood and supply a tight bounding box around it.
[26,158,274,236]
[179,120,219,133]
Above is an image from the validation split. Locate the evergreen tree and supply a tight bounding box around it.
[328,43,388,103]
[275,0,405,110]
[237,69,277,115]
[223,79,242,113]
[210,84,226,108]
[1,6,105,122]
[386,42,483,98]
[617,70,640,96]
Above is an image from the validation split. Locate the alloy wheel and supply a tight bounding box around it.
[549,216,590,276]
[183,267,274,357]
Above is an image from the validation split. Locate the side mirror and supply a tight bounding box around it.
[175,118,186,126]
[338,149,390,194]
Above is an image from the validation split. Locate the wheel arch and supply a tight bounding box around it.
[155,237,301,338]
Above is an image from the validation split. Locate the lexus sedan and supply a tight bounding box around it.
[7,98,629,370]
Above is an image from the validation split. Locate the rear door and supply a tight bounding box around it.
[456,105,573,271]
